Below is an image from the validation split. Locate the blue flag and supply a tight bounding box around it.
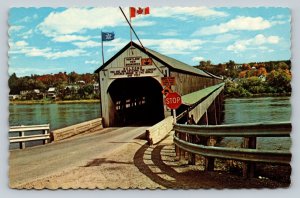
[102,32,115,41]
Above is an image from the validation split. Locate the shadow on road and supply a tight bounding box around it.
[83,158,133,167]
[133,136,290,189]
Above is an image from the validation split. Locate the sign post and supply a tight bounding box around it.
[165,92,182,124]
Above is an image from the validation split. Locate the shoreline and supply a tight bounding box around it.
[9,99,100,105]
[225,92,291,99]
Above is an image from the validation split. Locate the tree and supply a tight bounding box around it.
[226,60,235,70]
[266,69,291,93]
[277,62,289,70]
[69,71,79,84]
[241,64,251,71]
[256,67,267,77]
[8,73,19,94]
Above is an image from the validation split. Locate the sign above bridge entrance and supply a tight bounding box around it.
[165,92,182,109]
[161,77,176,86]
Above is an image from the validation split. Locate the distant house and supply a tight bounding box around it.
[234,64,243,70]
[76,80,85,85]
[47,87,56,99]
[20,90,29,96]
[258,74,266,82]
[33,89,40,94]
[93,83,99,93]
[9,95,20,100]
[65,85,79,94]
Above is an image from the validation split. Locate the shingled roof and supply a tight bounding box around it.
[95,41,211,78]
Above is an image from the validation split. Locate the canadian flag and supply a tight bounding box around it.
[130,7,150,18]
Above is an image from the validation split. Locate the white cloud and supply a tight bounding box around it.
[133,20,156,26]
[9,25,24,33]
[38,8,124,36]
[73,40,101,48]
[18,29,33,39]
[85,60,100,65]
[73,38,127,49]
[226,34,280,53]
[15,41,28,47]
[104,38,204,55]
[271,14,286,20]
[159,30,178,36]
[193,16,272,36]
[9,40,86,59]
[271,18,290,26]
[212,33,239,43]
[38,7,226,37]
[140,38,204,55]
[152,7,227,19]
[53,35,90,42]
[38,8,154,37]
[192,56,205,62]
[17,14,39,23]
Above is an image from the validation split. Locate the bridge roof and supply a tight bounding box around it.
[95,42,211,78]
[182,83,224,106]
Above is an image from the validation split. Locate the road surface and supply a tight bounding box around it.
[9,126,147,187]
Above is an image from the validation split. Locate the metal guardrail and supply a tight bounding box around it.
[174,122,291,137]
[173,122,292,166]
[9,124,50,149]
[174,135,291,164]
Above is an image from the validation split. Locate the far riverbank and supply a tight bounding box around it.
[224,92,291,99]
[10,99,100,105]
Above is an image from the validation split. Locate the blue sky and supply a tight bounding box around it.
[8,7,291,76]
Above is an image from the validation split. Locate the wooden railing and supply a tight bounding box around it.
[173,122,291,178]
[9,124,50,149]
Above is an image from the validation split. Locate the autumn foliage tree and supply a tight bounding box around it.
[9,72,99,100]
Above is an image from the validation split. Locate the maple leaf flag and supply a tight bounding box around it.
[130,7,150,18]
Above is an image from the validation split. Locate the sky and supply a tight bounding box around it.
[8,7,291,77]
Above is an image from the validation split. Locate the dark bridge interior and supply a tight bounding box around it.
[107,77,165,126]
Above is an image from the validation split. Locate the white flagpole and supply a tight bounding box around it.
[129,7,133,45]
[101,31,104,65]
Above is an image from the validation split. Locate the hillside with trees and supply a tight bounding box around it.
[195,60,291,97]
[9,72,100,101]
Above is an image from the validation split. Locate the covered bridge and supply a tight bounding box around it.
[95,41,223,127]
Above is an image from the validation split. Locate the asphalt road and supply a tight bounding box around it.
[9,126,148,187]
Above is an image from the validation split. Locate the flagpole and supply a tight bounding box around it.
[129,7,133,46]
[101,30,104,65]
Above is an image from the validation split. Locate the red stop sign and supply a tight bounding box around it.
[165,92,182,109]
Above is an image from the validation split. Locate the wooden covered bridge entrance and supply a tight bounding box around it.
[95,41,223,127]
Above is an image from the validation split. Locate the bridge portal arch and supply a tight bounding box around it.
[106,77,164,126]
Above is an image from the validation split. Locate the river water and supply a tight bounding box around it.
[9,97,291,150]
[221,96,291,150]
[9,103,101,130]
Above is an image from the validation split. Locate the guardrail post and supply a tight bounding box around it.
[19,131,25,149]
[242,137,257,178]
[205,136,216,171]
[188,134,196,165]
[175,131,180,161]
[180,132,188,160]
[43,129,48,144]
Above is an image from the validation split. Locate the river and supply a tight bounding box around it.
[221,96,291,150]
[9,102,101,130]
[9,97,291,150]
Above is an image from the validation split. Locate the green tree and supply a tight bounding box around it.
[277,62,289,70]
[266,69,291,93]
[8,73,20,94]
